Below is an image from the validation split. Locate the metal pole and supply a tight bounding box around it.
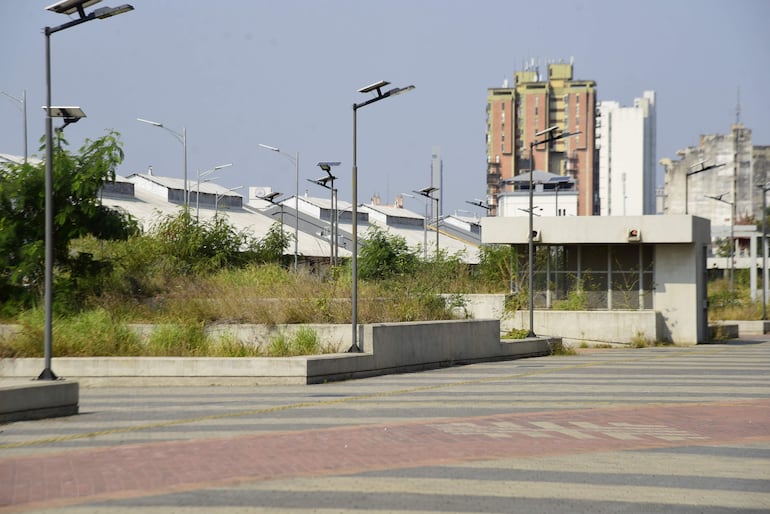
[183,128,188,208]
[351,106,359,351]
[423,200,428,259]
[328,183,334,266]
[294,152,299,272]
[22,90,27,164]
[40,28,56,380]
[196,170,200,221]
[1,90,27,163]
[762,186,767,320]
[331,187,337,265]
[528,142,536,337]
[434,198,439,260]
[685,172,689,215]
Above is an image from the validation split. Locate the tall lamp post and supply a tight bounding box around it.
[415,186,439,259]
[706,192,735,294]
[686,161,725,214]
[215,186,243,217]
[259,191,285,234]
[309,161,341,266]
[40,0,134,381]
[526,126,579,337]
[400,192,428,259]
[196,163,233,220]
[759,183,770,320]
[351,80,414,352]
[259,143,299,271]
[1,89,27,163]
[137,118,187,206]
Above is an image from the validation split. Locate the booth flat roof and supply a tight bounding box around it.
[481,215,710,245]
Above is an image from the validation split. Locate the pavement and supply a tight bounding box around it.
[1,336,769,513]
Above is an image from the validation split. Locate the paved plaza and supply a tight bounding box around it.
[1,337,769,513]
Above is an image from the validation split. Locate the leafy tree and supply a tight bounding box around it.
[358,225,418,280]
[0,130,136,312]
[251,222,291,265]
[475,244,521,291]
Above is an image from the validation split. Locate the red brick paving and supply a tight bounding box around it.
[1,399,768,512]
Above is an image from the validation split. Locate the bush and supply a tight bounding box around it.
[358,226,418,280]
[266,327,322,356]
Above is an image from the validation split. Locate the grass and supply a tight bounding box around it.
[2,255,765,358]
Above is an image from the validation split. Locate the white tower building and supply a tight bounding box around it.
[598,91,657,215]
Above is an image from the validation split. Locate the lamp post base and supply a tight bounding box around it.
[37,368,58,381]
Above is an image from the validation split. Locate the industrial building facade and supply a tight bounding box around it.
[486,62,597,216]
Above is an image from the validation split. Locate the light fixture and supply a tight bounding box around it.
[44,105,86,130]
[310,161,341,266]
[525,127,580,338]
[196,163,233,220]
[685,160,725,215]
[40,0,133,381]
[137,117,188,207]
[259,143,299,271]
[414,186,440,260]
[350,80,414,352]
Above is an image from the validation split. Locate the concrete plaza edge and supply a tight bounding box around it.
[0,319,553,421]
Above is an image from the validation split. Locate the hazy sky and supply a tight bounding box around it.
[1,0,768,215]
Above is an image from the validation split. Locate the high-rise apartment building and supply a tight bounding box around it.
[486,62,597,216]
[661,123,768,225]
[597,91,657,216]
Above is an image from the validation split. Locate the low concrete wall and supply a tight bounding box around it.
[501,310,663,345]
[721,320,770,335]
[307,319,551,383]
[129,323,352,350]
[0,320,554,386]
[443,294,507,320]
[0,381,78,422]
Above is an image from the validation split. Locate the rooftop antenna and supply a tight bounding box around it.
[735,86,741,124]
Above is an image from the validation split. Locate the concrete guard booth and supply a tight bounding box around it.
[481,215,711,345]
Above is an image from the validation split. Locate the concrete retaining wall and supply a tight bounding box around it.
[720,320,770,335]
[0,319,553,386]
[500,310,663,345]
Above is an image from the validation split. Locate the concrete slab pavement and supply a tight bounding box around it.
[1,336,769,513]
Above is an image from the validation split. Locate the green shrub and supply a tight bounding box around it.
[267,332,291,356]
[145,322,208,356]
[502,328,529,339]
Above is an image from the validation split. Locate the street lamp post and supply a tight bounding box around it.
[137,118,187,206]
[309,162,341,266]
[686,161,725,214]
[400,192,428,258]
[415,186,439,259]
[351,80,414,352]
[526,126,579,338]
[260,191,285,234]
[259,144,299,271]
[195,163,233,220]
[706,192,735,294]
[759,183,770,320]
[1,90,27,163]
[40,0,134,381]
[215,186,243,217]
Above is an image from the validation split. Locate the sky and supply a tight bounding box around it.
[1,0,769,217]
